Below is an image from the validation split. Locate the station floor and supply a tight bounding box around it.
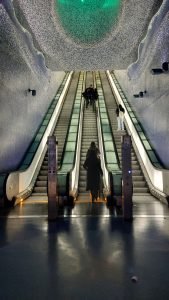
[0,194,169,300]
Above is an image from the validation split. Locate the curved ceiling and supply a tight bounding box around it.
[55,0,122,44]
[0,0,163,70]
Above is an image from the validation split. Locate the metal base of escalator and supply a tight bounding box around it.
[76,192,106,203]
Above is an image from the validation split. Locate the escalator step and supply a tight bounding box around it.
[33,187,47,193]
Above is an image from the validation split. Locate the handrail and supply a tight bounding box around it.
[19,72,71,171]
[69,73,86,198]
[109,72,164,168]
[95,71,122,199]
[68,71,109,200]
[107,70,169,203]
[57,73,81,169]
[68,71,108,201]
[97,104,110,196]
[5,72,73,202]
[57,72,85,200]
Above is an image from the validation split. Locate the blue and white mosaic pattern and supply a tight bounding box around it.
[1,0,162,70]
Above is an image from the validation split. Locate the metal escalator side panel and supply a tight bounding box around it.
[95,71,122,200]
[106,70,169,202]
[5,72,73,202]
[58,72,86,200]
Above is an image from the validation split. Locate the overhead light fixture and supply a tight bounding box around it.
[151,68,163,75]
[162,62,169,72]
[133,91,146,98]
[28,89,36,96]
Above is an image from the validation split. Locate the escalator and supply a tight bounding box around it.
[99,71,150,195]
[32,72,80,195]
[77,72,102,202]
[3,71,168,209]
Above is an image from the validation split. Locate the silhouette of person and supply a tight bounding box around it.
[83,85,95,109]
[86,141,100,159]
[116,104,125,130]
[82,89,89,109]
[92,88,99,112]
[83,142,103,202]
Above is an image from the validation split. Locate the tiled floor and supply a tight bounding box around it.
[0,195,169,299]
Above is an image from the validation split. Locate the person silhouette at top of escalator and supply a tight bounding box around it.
[82,85,95,109]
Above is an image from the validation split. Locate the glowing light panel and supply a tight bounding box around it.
[55,0,122,44]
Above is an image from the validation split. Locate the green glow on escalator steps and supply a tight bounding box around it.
[55,0,122,44]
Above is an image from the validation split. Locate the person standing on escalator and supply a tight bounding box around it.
[116,104,125,130]
[83,142,103,202]
[82,89,89,109]
[82,85,95,109]
[92,88,99,112]
[86,141,100,158]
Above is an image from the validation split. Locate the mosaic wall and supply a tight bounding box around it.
[0,0,168,171]
[2,0,162,70]
[115,0,169,167]
[128,0,169,80]
[0,2,65,172]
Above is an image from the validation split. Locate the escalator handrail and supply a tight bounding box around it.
[69,83,86,197]
[5,72,73,201]
[69,71,110,198]
[96,72,121,172]
[57,72,85,197]
[95,71,122,198]
[97,103,110,195]
[107,70,169,197]
[19,72,70,171]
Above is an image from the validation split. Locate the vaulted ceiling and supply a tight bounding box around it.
[0,0,163,70]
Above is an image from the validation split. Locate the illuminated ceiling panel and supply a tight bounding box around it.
[55,0,122,44]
